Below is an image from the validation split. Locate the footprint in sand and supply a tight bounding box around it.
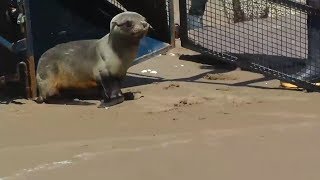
[163,83,180,90]
[203,73,238,81]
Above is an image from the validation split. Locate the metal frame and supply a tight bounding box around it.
[23,0,37,98]
[179,0,320,92]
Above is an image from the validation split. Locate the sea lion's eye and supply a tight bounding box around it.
[125,21,133,28]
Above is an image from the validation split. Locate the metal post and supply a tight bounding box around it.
[307,0,320,68]
[23,0,37,99]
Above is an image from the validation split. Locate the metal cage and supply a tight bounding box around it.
[179,0,320,91]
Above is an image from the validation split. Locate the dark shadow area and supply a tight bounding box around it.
[234,53,306,75]
[20,75,162,106]
[170,73,287,91]
[40,92,142,106]
[179,54,238,71]
[231,77,273,86]
[123,74,164,88]
[39,88,101,106]
[42,99,96,106]
[56,0,124,31]
[177,53,303,91]
[0,82,26,105]
[178,53,279,88]
[0,1,25,76]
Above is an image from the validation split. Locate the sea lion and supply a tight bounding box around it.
[35,11,151,107]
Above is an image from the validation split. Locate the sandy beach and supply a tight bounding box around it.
[1,43,320,179]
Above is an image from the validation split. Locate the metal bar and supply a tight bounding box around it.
[23,0,34,56]
[168,0,176,46]
[178,0,189,47]
[26,56,37,98]
[0,36,13,51]
[23,0,37,99]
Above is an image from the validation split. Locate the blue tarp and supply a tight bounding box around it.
[137,36,169,59]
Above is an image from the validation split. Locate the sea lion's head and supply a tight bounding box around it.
[110,11,151,39]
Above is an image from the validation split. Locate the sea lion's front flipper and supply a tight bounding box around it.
[98,76,125,108]
[98,96,125,108]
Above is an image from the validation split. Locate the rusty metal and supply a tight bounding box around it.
[26,56,37,99]
[23,0,37,99]
[168,0,176,47]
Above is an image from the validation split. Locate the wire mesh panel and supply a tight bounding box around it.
[179,0,320,91]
